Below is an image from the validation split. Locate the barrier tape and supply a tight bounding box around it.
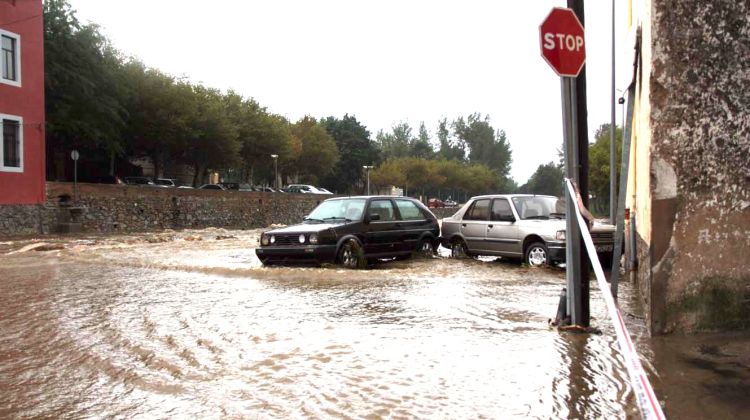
[565,179,665,420]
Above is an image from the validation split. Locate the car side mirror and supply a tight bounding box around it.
[366,213,381,223]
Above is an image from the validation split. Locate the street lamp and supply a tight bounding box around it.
[270,154,278,190]
[363,165,373,195]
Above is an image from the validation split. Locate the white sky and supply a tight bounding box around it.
[68,0,631,183]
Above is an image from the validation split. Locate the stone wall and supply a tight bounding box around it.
[0,183,458,237]
[0,204,56,236]
[43,182,327,234]
[629,0,750,333]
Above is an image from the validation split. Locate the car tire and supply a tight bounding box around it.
[525,242,550,267]
[338,239,366,269]
[450,238,470,259]
[414,238,435,258]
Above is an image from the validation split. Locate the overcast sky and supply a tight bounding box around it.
[67,0,631,183]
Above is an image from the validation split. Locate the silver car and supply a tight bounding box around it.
[440,194,616,266]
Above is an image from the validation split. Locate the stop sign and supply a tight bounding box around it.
[539,7,586,77]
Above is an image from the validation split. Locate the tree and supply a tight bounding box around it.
[588,124,623,216]
[320,115,379,193]
[411,122,435,159]
[184,86,241,186]
[289,116,339,184]
[436,118,465,161]
[44,0,129,178]
[122,62,196,178]
[518,162,565,196]
[453,113,513,179]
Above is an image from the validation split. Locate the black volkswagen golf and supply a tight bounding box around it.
[255,196,440,268]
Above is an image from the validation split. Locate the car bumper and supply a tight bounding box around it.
[255,244,338,264]
[548,241,615,263]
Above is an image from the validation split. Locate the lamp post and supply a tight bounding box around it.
[363,165,373,195]
[270,154,278,190]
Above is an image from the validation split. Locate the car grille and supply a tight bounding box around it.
[591,231,614,241]
[273,234,301,246]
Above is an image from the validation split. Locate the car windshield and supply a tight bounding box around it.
[511,196,566,220]
[306,198,366,222]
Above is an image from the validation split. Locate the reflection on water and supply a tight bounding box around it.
[0,229,747,418]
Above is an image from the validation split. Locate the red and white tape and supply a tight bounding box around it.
[565,179,666,420]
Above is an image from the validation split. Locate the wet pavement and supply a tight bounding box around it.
[1,228,748,418]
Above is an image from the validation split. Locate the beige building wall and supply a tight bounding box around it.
[625,0,750,334]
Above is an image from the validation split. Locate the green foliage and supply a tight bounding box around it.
[518,162,565,196]
[453,113,512,178]
[44,0,129,159]
[589,124,623,216]
[289,116,339,184]
[320,115,379,194]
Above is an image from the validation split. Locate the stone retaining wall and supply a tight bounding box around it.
[45,182,327,234]
[0,183,460,237]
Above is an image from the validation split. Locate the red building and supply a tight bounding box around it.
[0,0,45,205]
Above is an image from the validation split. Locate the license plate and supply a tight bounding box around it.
[596,244,613,252]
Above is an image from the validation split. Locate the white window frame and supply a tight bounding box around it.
[0,113,23,173]
[0,29,21,88]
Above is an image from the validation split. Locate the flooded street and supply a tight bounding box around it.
[1,229,748,418]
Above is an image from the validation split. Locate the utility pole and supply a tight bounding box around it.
[363,165,373,195]
[609,0,617,223]
[270,154,278,190]
[567,0,591,327]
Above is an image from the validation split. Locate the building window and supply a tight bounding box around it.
[0,29,21,87]
[1,115,23,172]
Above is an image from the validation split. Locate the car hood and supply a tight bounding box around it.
[266,222,345,234]
[515,218,615,232]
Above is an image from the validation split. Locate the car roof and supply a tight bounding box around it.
[324,196,417,201]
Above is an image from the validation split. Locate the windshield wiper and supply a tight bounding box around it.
[549,212,566,219]
[303,217,324,223]
[323,216,353,222]
[525,215,550,220]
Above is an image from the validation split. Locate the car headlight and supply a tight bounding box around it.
[309,233,319,244]
[556,230,566,241]
[270,235,276,244]
[261,234,269,246]
[298,234,306,244]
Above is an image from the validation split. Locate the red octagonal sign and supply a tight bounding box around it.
[540,7,586,77]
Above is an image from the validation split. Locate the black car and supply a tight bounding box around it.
[256,196,440,268]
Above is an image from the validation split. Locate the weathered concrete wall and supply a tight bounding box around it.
[630,0,750,333]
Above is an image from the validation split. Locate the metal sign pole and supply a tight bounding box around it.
[561,77,583,325]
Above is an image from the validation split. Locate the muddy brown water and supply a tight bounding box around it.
[1,229,748,418]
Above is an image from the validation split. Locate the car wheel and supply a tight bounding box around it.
[338,239,366,269]
[525,242,549,267]
[415,238,435,258]
[450,239,470,258]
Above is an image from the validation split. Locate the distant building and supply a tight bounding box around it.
[624,0,749,333]
[0,0,45,205]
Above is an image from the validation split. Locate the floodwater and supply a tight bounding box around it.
[0,228,748,419]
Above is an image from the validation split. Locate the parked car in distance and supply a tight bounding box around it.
[89,175,124,185]
[428,198,444,208]
[219,182,254,191]
[123,176,154,186]
[285,184,331,194]
[440,194,616,267]
[198,184,226,190]
[255,186,282,193]
[256,196,440,268]
[317,188,334,195]
[443,199,458,207]
[153,178,178,187]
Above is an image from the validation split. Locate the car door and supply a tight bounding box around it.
[394,199,428,252]
[460,199,491,252]
[363,199,399,255]
[485,198,521,256]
